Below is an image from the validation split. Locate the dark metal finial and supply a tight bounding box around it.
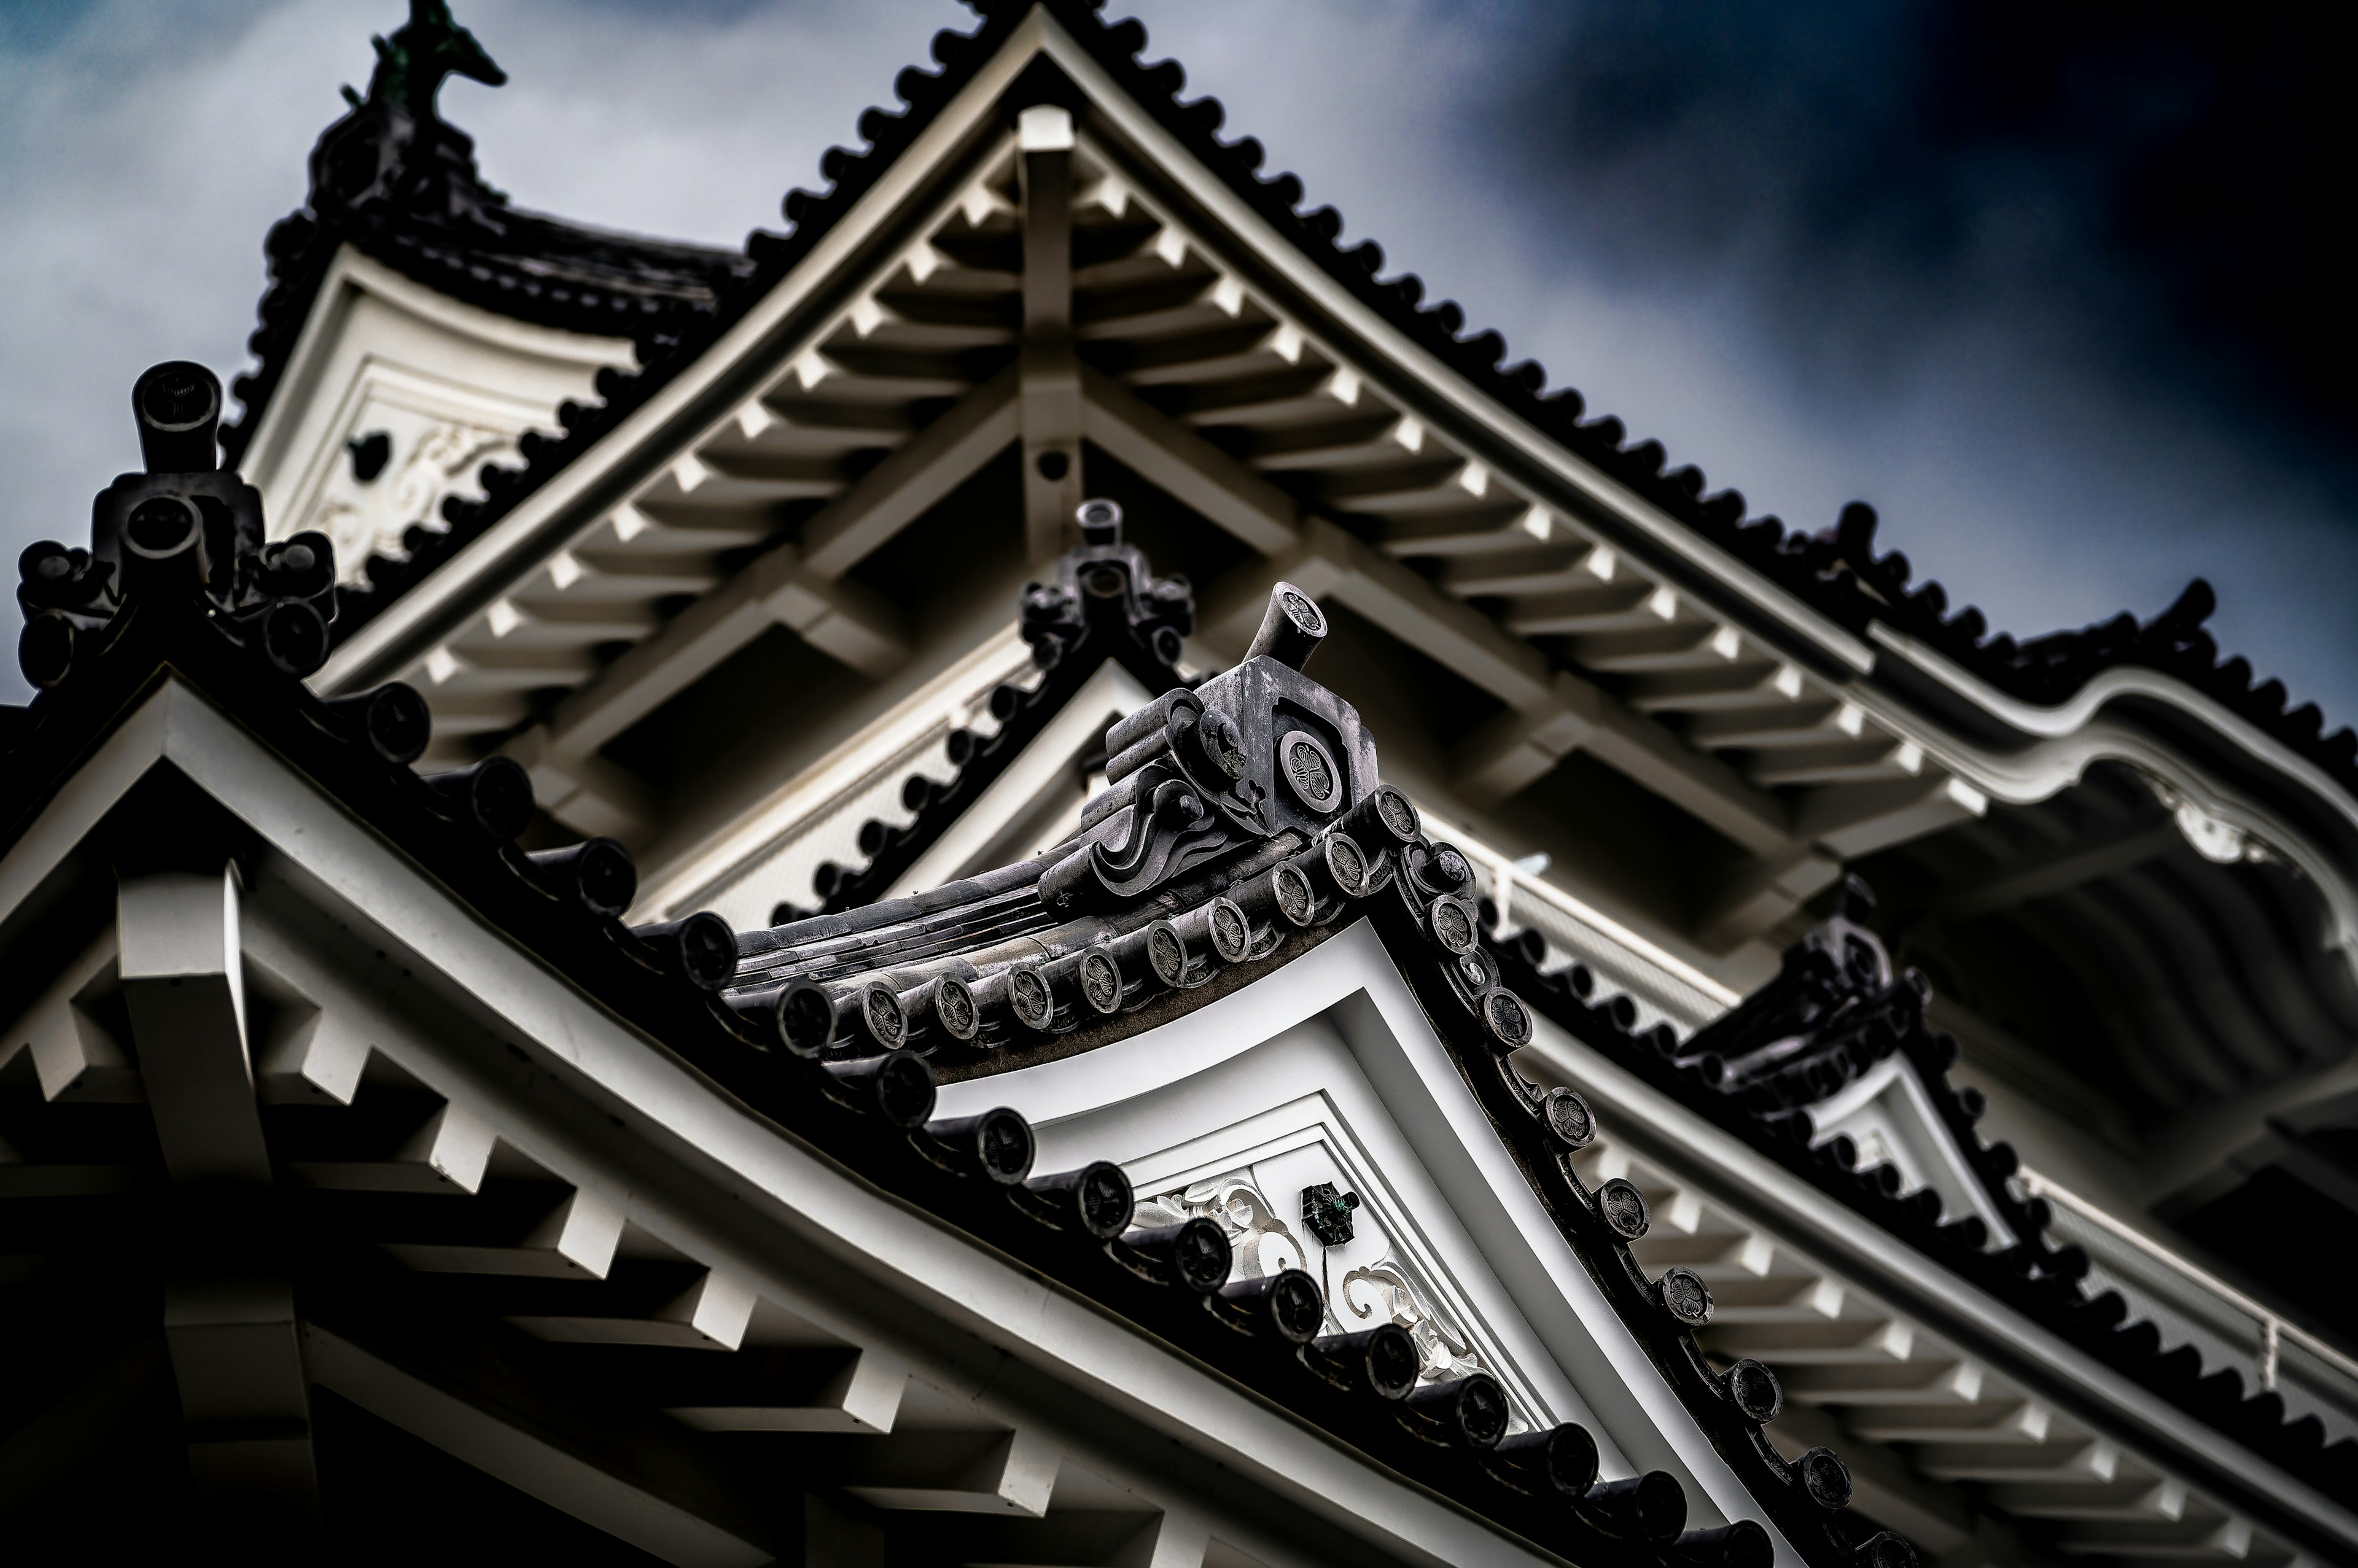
[354,0,506,120]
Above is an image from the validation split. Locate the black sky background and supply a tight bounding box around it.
[2,0,2352,721]
[1473,0,2356,535]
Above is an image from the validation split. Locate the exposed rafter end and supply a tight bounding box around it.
[505,731,657,841]
[1796,774,1988,860]
[1452,675,1600,807]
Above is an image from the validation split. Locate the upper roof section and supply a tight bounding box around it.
[289,0,2353,802]
[220,1,752,472]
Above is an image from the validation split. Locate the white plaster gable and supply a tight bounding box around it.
[936,920,1807,1558]
[1129,1089,1556,1436]
[239,246,633,582]
[1805,1052,2016,1247]
[650,648,1158,929]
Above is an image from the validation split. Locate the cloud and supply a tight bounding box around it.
[3,0,2351,732]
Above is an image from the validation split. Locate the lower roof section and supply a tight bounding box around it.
[0,675,1584,1567]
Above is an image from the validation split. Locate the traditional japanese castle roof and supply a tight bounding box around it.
[1478,891,2358,1517]
[222,0,752,474]
[4,363,1918,1566]
[275,0,2357,814]
[38,1,2358,1555]
[232,5,2358,1219]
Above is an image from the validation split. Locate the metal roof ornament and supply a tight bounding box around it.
[342,0,507,122]
[311,1,509,228]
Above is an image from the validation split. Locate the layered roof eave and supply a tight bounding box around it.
[0,679,1558,1568]
[283,2,2358,873]
[0,561,1899,1568]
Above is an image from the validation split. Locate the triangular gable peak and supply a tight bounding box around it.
[249,1,2357,1003]
[1,379,1913,1565]
[636,499,1194,927]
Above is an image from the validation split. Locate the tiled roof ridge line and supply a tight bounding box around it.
[292,0,2355,808]
[311,4,1023,645]
[806,500,1195,920]
[1480,902,2358,1523]
[1022,4,2358,801]
[2,519,1907,1568]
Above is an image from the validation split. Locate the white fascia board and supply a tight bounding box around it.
[1025,13,1872,677]
[1839,638,2358,960]
[936,920,1802,1559]
[317,10,1056,697]
[0,677,1558,1568]
[1517,1017,2358,1556]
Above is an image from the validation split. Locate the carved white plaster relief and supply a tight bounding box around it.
[1131,1119,1542,1434]
[284,363,545,584]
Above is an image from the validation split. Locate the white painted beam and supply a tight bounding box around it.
[1079,364,1301,555]
[12,932,141,1103]
[512,1268,758,1352]
[1796,775,1990,861]
[122,866,317,1509]
[1451,674,1600,807]
[666,1348,909,1434]
[290,1100,497,1195]
[841,1427,1061,1515]
[383,1184,625,1279]
[1021,104,1081,560]
[491,363,1028,833]
[253,1003,372,1107]
[120,868,266,1184]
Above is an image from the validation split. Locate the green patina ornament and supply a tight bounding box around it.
[341,0,507,120]
[1301,1181,1361,1247]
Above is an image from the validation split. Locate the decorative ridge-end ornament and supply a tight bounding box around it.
[1658,874,1939,1114]
[18,361,340,693]
[1038,580,1377,915]
[311,0,510,231]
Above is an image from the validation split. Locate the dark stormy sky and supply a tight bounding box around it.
[2,0,2352,723]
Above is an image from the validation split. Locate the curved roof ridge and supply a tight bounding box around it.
[266,0,2353,807]
[1481,880,2358,1516]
